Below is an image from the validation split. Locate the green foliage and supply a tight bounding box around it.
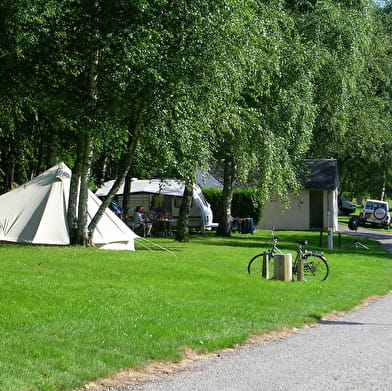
[1,0,392,228]
[202,188,223,222]
[203,187,263,224]
[334,3,392,197]
[301,6,384,146]
[0,231,391,390]
[231,188,263,224]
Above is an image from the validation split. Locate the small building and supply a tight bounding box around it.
[259,159,339,232]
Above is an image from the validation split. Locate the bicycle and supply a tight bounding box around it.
[247,228,282,278]
[247,228,329,282]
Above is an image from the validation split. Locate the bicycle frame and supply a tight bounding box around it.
[268,227,282,256]
[294,249,306,282]
[248,228,329,281]
[293,243,327,281]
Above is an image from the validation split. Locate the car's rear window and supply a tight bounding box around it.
[365,201,387,210]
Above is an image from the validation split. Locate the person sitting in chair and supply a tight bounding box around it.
[153,208,172,236]
[133,206,152,236]
[162,209,173,236]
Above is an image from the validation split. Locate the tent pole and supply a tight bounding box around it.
[136,238,176,255]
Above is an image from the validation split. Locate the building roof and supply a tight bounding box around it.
[196,169,223,189]
[303,159,339,190]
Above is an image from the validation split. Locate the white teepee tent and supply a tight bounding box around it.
[0,163,138,250]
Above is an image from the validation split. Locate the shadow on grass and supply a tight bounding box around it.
[191,231,391,259]
[141,229,392,262]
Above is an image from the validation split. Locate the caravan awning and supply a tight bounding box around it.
[96,179,186,197]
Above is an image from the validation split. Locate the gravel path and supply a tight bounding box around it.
[88,226,392,391]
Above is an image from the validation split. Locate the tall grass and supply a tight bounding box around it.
[1,229,391,391]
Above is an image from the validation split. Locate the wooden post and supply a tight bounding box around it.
[262,253,270,279]
[273,254,292,281]
[297,256,305,282]
[327,227,333,249]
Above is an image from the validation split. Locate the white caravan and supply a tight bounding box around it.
[96,178,217,231]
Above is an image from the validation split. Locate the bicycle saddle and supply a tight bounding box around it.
[296,240,308,246]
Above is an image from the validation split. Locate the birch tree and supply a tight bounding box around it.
[214,1,316,236]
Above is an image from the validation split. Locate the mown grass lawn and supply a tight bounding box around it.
[1,229,392,391]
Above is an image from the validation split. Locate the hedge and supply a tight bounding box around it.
[202,187,263,225]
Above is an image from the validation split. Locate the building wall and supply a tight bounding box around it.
[260,192,310,231]
[259,190,338,231]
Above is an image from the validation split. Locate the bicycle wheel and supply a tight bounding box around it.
[302,255,329,281]
[247,253,274,278]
